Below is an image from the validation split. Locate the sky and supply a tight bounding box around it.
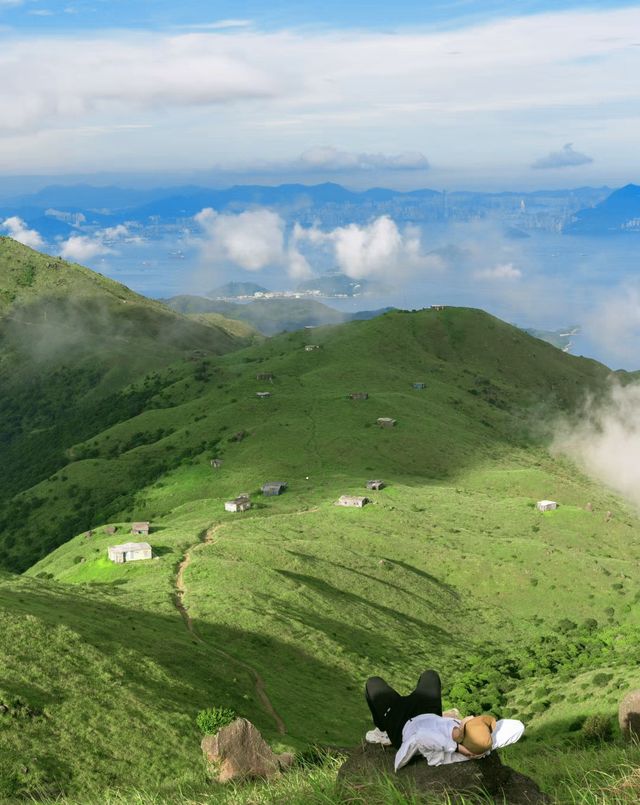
[0,0,639,188]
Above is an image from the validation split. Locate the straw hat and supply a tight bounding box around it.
[460,715,497,755]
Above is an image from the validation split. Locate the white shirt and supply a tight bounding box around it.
[394,715,525,771]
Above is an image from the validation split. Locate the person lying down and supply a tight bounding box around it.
[365,670,525,771]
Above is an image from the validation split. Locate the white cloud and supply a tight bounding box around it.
[474,262,522,281]
[59,234,113,261]
[0,6,639,179]
[531,143,594,170]
[194,207,285,271]
[553,383,640,509]
[1,216,44,248]
[297,146,429,172]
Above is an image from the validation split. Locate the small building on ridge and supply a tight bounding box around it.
[108,542,152,563]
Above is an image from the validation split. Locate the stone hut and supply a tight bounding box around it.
[413,382,426,390]
[431,304,446,311]
[256,391,271,399]
[108,541,152,563]
[337,495,369,508]
[305,345,320,351]
[262,481,288,496]
[256,373,274,382]
[350,392,368,400]
[211,459,223,469]
[225,497,251,513]
[377,417,397,428]
[131,521,150,536]
[536,500,557,512]
[366,480,385,491]
[105,525,117,536]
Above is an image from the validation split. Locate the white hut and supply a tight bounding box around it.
[377,417,396,428]
[337,495,369,508]
[305,345,320,351]
[256,391,271,399]
[225,497,251,513]
[108,542,152,564]
[536,500,558,512]
[366,480,385,491]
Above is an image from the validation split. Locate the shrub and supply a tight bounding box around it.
[582,714,613,742]
[196,706,237,735]
[592,672,613,688]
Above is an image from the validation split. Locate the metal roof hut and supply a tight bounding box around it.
[131,521,150,536]
[262,481,288,496]
[413,382,426,390]
[211,459,223,469]
[377,417,397,428]
[104,525,117,536]
[366,480,385,491]
[256,391,271,399]
[225,497,251,513]
[431,304,446,311]
[108,542,152,564]
[337,495,369,508]
[536,500,558,512]
[350,392,368,400]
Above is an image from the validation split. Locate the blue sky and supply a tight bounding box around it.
[0,1,639,189]
[2,0,638,32]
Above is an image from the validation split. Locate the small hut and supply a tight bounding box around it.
[413,383,426,390]
[211,459,223,469]
[131,521,150,536]
[349,392,368,400]
[108,542,152,564]
[431,304,446,311]
[225,497,251,513]
[256,373,274,382]
[366,480,385,491]
[262,481,288,496]
[377,417,396,428]
[536,500,558,512]
[305,345,320,352]
[337,495,369,508]
[105,525,117,536]
[256,391,271,399]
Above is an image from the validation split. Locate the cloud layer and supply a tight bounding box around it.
[0,8,639,177]
[531,143,594,170]
[1,216,44,248]
[553,383,640,509]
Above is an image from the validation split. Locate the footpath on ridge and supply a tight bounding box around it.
[174,522,287,735]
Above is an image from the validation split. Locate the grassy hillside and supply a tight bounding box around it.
[0,238,250,565]
[3,303,640,800]
[163,294,392,335]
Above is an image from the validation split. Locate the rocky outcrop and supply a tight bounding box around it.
[619,690,640,738]
[201,717,294,783]
[337,743,549,804]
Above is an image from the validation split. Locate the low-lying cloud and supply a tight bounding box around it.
[531,143,594,170]
[193,207,437,282]
[297,147,429,173]
[58,223,138,262]
[553,383,640,509]
[474,262,522,281]
[1,216,44,248]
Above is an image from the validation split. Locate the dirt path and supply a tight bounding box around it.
[174,523,287,735]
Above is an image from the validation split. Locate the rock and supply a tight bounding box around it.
[337,743,549,804]
[619,690,640,738]
[201,717,292,783]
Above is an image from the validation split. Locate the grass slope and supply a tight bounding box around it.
[2,305,640,801]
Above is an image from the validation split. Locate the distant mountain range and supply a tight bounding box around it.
[564,183,640,234]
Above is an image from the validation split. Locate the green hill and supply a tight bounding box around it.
[0,238,251,566]
[3,295,640,801]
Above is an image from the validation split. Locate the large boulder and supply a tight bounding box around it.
[201,718,294,783]
[619,690,640,738]
[337,743,549,804]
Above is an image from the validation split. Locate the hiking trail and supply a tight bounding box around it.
[174,523,287,735]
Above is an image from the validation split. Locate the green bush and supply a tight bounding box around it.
[582,713,613,742]
[196,706,237,735]
[592,672,613,687]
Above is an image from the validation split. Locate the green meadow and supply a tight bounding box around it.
[2,244,640,802]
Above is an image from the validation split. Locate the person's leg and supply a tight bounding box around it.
[405,669,443,719]
[365,676,407,747]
